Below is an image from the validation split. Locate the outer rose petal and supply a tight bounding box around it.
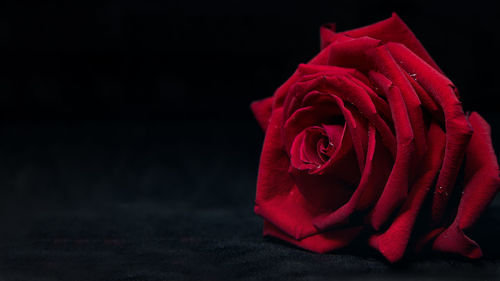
[263,220,362,253]
[319,23,336,50]
[320,13,441,72]
[255,107,341,240]
[432,112,500,258]
[251,97,274,131]
[369,72,415,230]
[369,121,446,262]
[309,36,381,71]
[284,64,391,123]
[386,42,474,225]
[368,45,428,163]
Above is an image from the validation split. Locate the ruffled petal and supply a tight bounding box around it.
[368,71,415,230]
[368,45,427,163]
[386,42,474,225]
[322,74,397,157]
[302,90,369,171]
[335,13,441,72]
[309,36,380,70]
[432,112,500,258]
[369,121,446,262]
[283,102,341,152]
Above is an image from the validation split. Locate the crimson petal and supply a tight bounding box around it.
[432,112,500,258]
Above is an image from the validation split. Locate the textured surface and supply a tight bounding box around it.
[2,203,500,281]
[0,119,500,280]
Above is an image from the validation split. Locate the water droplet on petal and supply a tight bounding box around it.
[437,186,445,195]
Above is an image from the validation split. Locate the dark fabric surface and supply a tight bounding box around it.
[1,118,500,280]
[2,203,500,281]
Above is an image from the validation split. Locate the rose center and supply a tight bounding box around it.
[317,137,334,162]
[291,123,345,172]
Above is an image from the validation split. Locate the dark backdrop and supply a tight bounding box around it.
[1,1,500,280]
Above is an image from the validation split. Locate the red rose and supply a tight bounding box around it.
[251,13,500,262]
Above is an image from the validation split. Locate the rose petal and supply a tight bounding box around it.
[368,45,428,163]
[309,36,380,70]
[290,129,360,211]
[386,42,474,225]
[255,108,351,240]
[255,108,318,239]
[323,74,397,157]
[289,166,355,214]
[290,128,322,170]
[320,23,336,50]
[332,13,441,72]
[301,127,325,166]
[283,103,341,152]
[432,112,500,258]
[369,121,446,262]
[313,125,359,179]
[404,70,442,122]
[313,125,392,229]
[272,68,309,109]
[303,91,369,171]
[369,71,415,230]
[282,69,396,158]
[332,96,369,171]
[414,227,446,253]
[263,220,362,253]
[433,223,483,259]
[343,74,393,124]
[251,97,274,131]
[283,64,366,118]
[458,113,500,229]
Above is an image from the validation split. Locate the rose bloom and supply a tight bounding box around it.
[251,13,500,262]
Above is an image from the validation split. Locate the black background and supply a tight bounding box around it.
[1,0,500,280]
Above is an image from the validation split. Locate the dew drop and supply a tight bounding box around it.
[437,186,445,195]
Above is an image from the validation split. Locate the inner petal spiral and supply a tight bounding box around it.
[291,123,347,173]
